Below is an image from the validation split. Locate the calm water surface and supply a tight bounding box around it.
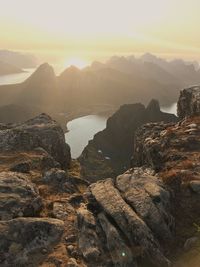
[0,71,177,159]
[161,102,177,115]
[0,68,35,85]
[65,115,107,158]
[66,104,177,158]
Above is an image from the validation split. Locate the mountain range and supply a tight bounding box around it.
[0,53,200,127]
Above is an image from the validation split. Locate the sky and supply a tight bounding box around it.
[1,0,200,67]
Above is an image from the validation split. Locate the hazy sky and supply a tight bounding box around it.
[1,0,200,66]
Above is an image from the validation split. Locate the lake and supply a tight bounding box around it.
[65,115,107,158]
[161,102,177,115]
[65,104,177,158]
[0,68,35,85]
[0,71,177,159]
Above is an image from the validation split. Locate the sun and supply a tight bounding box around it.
[63,57,89,69]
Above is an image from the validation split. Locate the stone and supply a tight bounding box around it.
[98,212,135,266]
[65,235,76,244]
[177,86,200,119]
[43,168,67,184]
[10,161,31,173]
[190,180,200,194]
[89,178,171,267]
[67,258,79,267]
[69,194,84,206]
[184,237,199,251]
[0,217,64,266]
[116,170,174,243]
[77,207,101,262]
[52,201,74,220]
[0,171,43,220]
[0,113,71,170]
[67,245,75,254]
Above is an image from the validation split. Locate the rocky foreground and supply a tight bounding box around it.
[0,87,200,267]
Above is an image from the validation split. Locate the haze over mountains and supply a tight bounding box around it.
[0,52,200,126]
[0,60,23,75]
[0,50,38,69]
[0,50,38,75]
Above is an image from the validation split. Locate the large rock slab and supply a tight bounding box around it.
[88,177,171,267]
[0,113,71,169]
[98,212,135,267]
[116,169,174,243]
[177,86,200,119]
[77,206,101,262]
[0,171,42,220]
[0,217,64,267]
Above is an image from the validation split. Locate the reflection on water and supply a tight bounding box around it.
[65,115,107,158]
[0,68,35,85]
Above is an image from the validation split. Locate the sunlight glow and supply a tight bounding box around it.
[1,0,200,61]
[63,57,90,69]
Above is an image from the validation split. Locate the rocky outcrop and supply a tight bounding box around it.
[77,86,200,267]
[129,87,200,266]
[0,217,64,267]
[133,122,173,171]
[77,168,173,266]
[79,100,177,182]
[0,113,71,169]
[77,207,101,262]
[177,86,200,119]
[0,114,81,266]
[0,172,43,220]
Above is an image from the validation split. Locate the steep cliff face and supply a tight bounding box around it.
[177,85,200,119]
[79,99,177,182]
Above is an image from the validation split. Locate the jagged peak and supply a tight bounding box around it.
[59,65,81,78]
[146,99,160,113]
[25,62,55,84]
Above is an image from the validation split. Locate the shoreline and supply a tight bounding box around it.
[57,105,116,133]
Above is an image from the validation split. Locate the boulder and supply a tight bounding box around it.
[42,168,67,184]
[98,212,135,267]
[0,217,64,267]
[189,180,200,194]
[177,86,200,119]
[0,113,71,170]
[116,170,174,243]
[184,237,199,251]
[10,161,31,173]
[86,174,173,267]
[0,171,43,220]
[67,258,79,267]
[77,206,101,262]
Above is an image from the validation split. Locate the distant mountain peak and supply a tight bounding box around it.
[59,65,81,80]
[34,62,54,73]
[146,99,160,113]
[140,53,164,63]
[25,63,55,84]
